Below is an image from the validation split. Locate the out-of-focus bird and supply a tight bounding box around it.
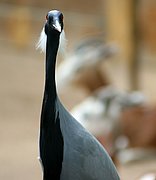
[71,86,146,156]
[37,10,120,180]
[57,38,118,92]
[71,86,146,132]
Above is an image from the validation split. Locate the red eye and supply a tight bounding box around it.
[45,14,48,20]
[60,13,63,21]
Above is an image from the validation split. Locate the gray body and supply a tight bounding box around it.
[55,98,120,180]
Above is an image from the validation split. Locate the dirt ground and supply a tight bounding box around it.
[0,44,43,179]
[0,27,156,180]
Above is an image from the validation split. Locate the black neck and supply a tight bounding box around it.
[40,30,64,180]
[40,30,60,126]
[44,31,60,100]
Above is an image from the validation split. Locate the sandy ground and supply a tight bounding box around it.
[0,44,43,179]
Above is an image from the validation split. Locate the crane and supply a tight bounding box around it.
[37,10,120,180]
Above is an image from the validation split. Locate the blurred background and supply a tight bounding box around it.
[0,0,156,179]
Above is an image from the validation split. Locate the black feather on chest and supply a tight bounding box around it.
[40,96,64,180]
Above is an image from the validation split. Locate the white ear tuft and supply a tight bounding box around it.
[36,27,67,56]
[59,30,67,57]
[36,27,47,53]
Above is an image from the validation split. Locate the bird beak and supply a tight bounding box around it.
[53,19,62,32]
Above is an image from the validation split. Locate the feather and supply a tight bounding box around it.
[59,30,67,57]
[36,27,47,53]
[36,27,67,56]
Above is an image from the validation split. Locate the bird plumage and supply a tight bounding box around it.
[38,10,120,180]
[37,21,67,54]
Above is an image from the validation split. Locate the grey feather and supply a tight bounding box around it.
[55,98,120,180]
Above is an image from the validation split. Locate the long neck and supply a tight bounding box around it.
[44,32,60,100]
[40,31,64,180]
[40,32,60,126]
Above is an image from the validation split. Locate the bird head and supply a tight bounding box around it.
[37,10,66,53]
[45,10,64,34]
